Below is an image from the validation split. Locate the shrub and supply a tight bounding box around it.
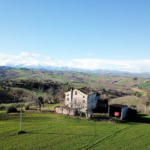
[0,103,24,111]
[134,92,141,98]
[24,103,30,110]
[134,91,138,96]
[0,104,6,110]
[6,106,17,113]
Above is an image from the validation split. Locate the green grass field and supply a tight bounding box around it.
[90,75,99,81]
[61,78,72,83]
[0,110,150,150]
[116,78,131,85]
[136,81,150,89]
[12,86,52,98]
[12,76,28,80]
[104,77,110,83]
[89,82,101,87]
[140,91,147,95]
[11,69,27,74]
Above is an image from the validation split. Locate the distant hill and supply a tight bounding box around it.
[0,66,14,69]
[0,66,150,91]
[0,65,150,77]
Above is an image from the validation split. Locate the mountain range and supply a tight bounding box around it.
[0,65,150,78]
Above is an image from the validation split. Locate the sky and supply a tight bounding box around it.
[0,0,150,72]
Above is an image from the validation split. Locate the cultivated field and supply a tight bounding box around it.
[136,81,150,89]
[0,109,150,150]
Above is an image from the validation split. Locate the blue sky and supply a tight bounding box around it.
[0,0,150,72]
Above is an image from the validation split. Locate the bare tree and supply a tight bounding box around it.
[36,96,44,111]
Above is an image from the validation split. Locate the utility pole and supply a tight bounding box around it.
[145,96,146,114]
[18,101,25,134]
[20,103,22,132]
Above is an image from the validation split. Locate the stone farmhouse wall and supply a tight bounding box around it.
[55,106,92,118]
[65,89,99,112]
[65,89,88,111]
[55,107,77,116]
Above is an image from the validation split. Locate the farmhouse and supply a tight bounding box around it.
[55,87,101,118]
[65,87,100,111]
[55,87,128,119]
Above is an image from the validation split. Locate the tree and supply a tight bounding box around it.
[134,91,142,98]
[36,96,44,111]
[15,89,24,99]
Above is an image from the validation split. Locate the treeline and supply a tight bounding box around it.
[0,79,72,105]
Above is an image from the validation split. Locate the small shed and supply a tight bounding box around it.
[108,104,128,120]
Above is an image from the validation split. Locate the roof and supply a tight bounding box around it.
[78,87,99,95]
[109,104,128,108]
[65,87,100,96]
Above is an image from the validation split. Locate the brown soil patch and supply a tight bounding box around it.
[97,81,124,89]
[143,79,150,83]
[132,88,146,93]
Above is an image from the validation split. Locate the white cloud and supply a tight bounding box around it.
[20,52,45,59]
[0,52,52,67]
[73,59,150,72]
[46,57,53,60]
[0,52,150,72]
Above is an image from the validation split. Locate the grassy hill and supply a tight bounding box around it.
[108,96,141,106]
[0,109,150,150]
[115,78,147,87]
[11,69,27,74]
[116,78,131,85]
[136,81,150,89]
[0,88,16,100]
[1,68,149,90]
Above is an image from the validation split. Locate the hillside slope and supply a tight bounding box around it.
[109,96,141,106]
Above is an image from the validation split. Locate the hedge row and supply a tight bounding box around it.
[0,103,29,113]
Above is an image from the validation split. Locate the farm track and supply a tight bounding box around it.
[85,125,132,150]
[132,88,146,93]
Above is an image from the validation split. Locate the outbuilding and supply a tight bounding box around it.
[108,104,128,120]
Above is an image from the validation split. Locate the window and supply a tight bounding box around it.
[67,98,69,101]
[75,91,77,95]
[67,94,69,96]
[83,100,85,103]
[83,96,85,98]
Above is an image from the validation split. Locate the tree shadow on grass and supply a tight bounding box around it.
[125,113,150,124]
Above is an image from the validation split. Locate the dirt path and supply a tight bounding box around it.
[132,88,146,93]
